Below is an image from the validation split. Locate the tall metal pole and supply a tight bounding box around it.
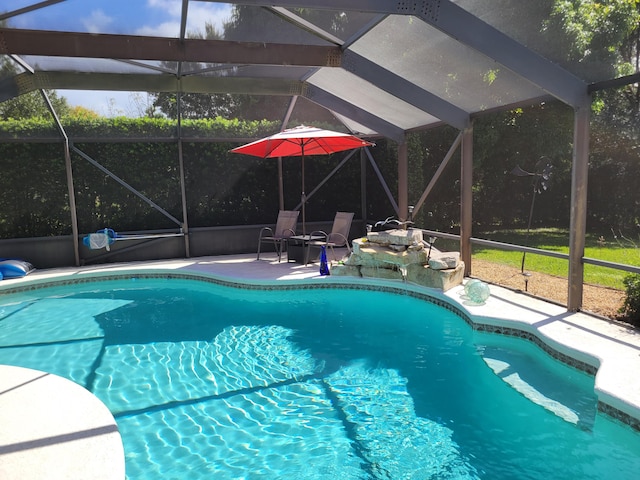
[360,148,368,232]
[40,90,80,266]
[460,125,473,276]
[63,139,80,266]
[397,138,408,222]
[568,98,591,311]
[176,89,190,257]
[301,145,306,234]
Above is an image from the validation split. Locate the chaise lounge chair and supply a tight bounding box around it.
[305,211,354,264]
[257,210,299,262]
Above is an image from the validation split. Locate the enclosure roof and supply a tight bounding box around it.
[0,1,623,141]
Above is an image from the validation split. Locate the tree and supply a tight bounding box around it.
[0,90,70,120]
[0,31,71,120]
[150,21,246,120]
[546,0,640,80]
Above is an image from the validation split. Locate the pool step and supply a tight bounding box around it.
[481,344,597,429]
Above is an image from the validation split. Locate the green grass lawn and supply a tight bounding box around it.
[468,228,640,290]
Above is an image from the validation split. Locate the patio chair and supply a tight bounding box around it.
[257,210,299,262]
[305,211,354,264]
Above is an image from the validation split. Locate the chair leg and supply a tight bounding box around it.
[274,239,281,262]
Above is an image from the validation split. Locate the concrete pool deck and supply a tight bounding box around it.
[1,252,640,479]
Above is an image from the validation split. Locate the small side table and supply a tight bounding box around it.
[288,235,323,264]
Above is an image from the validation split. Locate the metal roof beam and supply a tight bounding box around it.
[203,0,588,107]
[1,71,306,101]
[424,1,588,108]
[305,85,405,143]
[0,28,342,67]
[267,7,344,46]
[195,0,395,11]
[0,0,66,21]
[342,51,469,130]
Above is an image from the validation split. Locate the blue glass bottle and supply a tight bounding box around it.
[319,246,330,276]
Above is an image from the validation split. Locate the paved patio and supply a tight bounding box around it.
[1,252,640,479]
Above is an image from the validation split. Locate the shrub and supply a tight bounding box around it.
[620,274,640,326]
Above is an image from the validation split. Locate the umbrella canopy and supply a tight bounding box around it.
[230,125,374,233]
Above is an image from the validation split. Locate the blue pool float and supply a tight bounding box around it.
[0,259,35,279]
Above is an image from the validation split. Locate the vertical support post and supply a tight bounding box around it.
[397,138,408,223]
[568,98,591,311]
[460,125,473,276]
[40,90,80,266]
[176,90,190,257]
[360,148,368,233]
[177,139,190,257]
[63,139,80,266]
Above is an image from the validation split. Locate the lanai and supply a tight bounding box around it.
[1,1,638,311]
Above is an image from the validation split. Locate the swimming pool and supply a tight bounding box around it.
[1,275,639,479]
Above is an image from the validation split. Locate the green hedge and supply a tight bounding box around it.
[0,117,391,238]
[3,107,638,240]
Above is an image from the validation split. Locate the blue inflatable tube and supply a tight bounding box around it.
[0,259,35,279]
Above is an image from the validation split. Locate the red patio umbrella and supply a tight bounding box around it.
[230,125,374,233]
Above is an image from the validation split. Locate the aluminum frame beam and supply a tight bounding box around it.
[71,145,184,228]
[0,0,66,21]
[304,85,404,143]
[398,140,409,222]
[342,51,469,131]
[364,147,399,216]
[40,90,80,267]
[1,71,306,101]
[460,125,473,276]
[202,0,588,107]
[0,28,342,67]
[568,99,591,311]
[304,84,405,143]
[423,1,587,108]
[267,7,344,46]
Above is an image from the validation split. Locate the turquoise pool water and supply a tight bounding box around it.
[0,277,639,479]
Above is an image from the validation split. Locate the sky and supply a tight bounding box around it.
[4,0,234,116]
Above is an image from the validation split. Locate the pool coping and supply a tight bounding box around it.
[0,365,125,480]
[1,253,639,478]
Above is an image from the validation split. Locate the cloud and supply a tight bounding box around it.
[187,2,234,36]
[136,21,181,37]
[135,0,233,38]
[82,9,114,34]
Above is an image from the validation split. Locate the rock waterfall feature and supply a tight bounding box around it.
[330,229,464,291]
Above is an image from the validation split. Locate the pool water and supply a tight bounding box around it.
[1,277,640,479]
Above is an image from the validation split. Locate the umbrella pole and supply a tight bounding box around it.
[301,149,306,235]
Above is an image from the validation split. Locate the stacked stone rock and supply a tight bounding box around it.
[330,228,465,291]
